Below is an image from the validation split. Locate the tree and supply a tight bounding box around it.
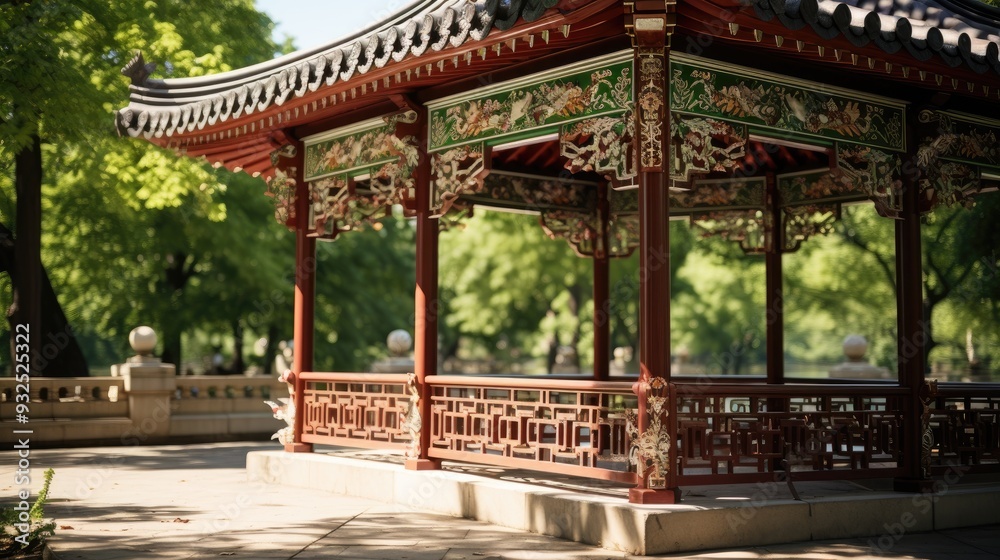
[670,230,766,375]
[312,216,416,372]
[1,0,283,373]
[439,211,591,373]
[1,0,118,374]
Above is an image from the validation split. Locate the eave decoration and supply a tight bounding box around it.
[670,55,906,152]
[917,111,1000,210]
[304,111,420,236]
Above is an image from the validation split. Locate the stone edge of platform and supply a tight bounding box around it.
[245,451,1000,555]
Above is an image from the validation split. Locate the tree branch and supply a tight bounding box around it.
[840,227,896,291]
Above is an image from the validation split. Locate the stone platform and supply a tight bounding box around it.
[248,448,1000,556]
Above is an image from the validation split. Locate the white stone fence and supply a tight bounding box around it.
[0,374,288,447]
[0,327,287,447]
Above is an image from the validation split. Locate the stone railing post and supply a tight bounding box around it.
[113,326,176,441]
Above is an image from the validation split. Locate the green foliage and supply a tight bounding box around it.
[783,204,899,371]
[439,211,595,371]
[1,469,55,553]
[314,216,415,371]
[671,233,766,375]
[2,0,294,369]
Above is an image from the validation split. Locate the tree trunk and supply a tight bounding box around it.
[11,135,42,374]
[159,252,196,370]
[231,319,245,374]
[1,224,89,377]
[263,323,278,375]
[567,282,582,371]
[161,329,182,373]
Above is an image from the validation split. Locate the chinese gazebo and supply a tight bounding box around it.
[117,0,1000,504]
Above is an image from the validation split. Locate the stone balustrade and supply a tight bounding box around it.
[0,375,288,447]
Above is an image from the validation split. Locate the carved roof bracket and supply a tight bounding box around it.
[916,109,999,211]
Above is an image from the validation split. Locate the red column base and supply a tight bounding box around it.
[284,442,313,453]
[893,477,936,493]
[629,487,681,504]
[405,458,442,471]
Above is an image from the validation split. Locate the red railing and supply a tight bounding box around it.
[929,383,1000,474]
[427,376,638,483]
[673,383,909,484]
[296,373,1000,486]
[299,372,412,451]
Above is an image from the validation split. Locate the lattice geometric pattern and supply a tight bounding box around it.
[300,374,412,450]
[928,393,1000,470]
[674,390,905,482]
[427,379,637,481]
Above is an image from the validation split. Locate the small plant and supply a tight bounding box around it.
[1,468,56,558]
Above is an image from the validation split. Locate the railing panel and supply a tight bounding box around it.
[930,384,1000,473]
[427,376,637,483]
[296,374,1000,485]
[674,384,909,484]
[299,372,411,450]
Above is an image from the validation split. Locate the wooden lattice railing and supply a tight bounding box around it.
[673,383,909,484]
[929,383,1000,474]
[296,374,1000,485]
[299,372,412,451]
[427,376,638,483]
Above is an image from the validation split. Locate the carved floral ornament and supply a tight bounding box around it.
[637,50,666,170]
[401,372,421,461]
[428,57,632,151]
[266,144,298,227]
[670,116,747,183]
[302,113,421,235]
[560,115,635,184]
[625,377,672,489]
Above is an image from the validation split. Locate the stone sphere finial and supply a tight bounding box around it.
[843,334,868,362]
[387,329,413,357]
[130,326,158,357]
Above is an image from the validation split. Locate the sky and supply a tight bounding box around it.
[255,0,407,51]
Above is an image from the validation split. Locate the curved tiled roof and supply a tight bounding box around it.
[747,0,1000,74]
[117,0,1000,145]
[116,0,560,139]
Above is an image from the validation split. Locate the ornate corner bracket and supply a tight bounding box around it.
[430,143,488,217]
[918,379,939,479]
[401,372,422,460]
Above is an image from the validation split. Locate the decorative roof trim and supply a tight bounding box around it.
[746,0,1000,77]
[116,0,562,139]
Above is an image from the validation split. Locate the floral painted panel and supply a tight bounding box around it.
[918,111,1000,170]
[779,169,868,207]
[464,173,596,214]
[669,177,765,214]
[429,60,632,151]
[670,59,905,152]
[304,122,399,182]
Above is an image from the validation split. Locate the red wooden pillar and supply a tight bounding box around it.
[893,120,931,491]
[593,186,611,381]
[765,173,784,386]
[764,173,787,471]
[286,139,314,453]
[628,2,679,504]
[406,106,441,470]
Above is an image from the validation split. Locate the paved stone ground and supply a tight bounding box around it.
[1,442,997,559]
